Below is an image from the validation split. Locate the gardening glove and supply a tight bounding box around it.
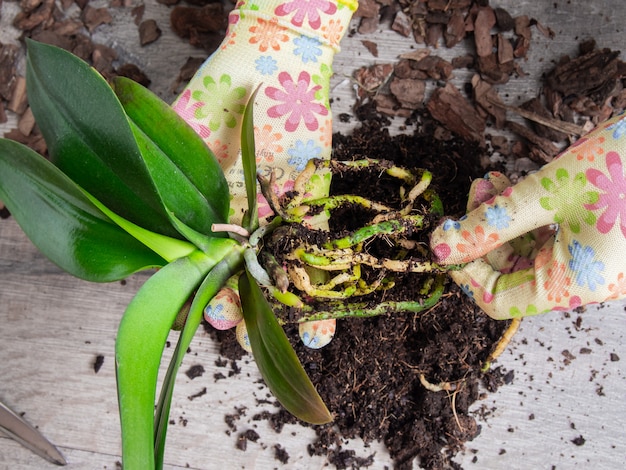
[172,0,358,351]
[431,113,626,320]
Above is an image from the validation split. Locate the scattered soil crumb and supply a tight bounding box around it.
[273,443,290,464]
[93,354,104,373]
[184,364,205,379]
[236,429,260,451]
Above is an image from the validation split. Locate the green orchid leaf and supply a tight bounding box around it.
[81,190,197,263]
[241,87,260,232]
[239,269,332,425]
[126,119,226,239]
[154,245,244,469]
[115,250,220,469]
[0,138,166,281]
[25,39,178,238]
[112,77,230,229]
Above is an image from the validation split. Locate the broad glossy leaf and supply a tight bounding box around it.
[239,269,332,424]
[25,39,178,238]
[127,119,226,239]
[241,87,259,232]
[82,190,197,263]
[115,250,220,469]
[154,245,244,469]
[112,77,230,230]
[0,138,166,281]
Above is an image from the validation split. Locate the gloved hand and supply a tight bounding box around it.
[431,113,626,319]
[172,0,358,350]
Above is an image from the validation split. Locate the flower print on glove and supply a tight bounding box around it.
[431,113,626,320]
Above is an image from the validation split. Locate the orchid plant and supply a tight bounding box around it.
[0,41,466,469]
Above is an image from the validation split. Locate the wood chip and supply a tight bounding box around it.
[472,74,506,128]
[0,43,19,101]
[391,10,412,37]
[81,5,112,33]
[493,7,514,32]
[389,77,425,109]
[361,40,378,57]
[8,76,28,115]
[546,48,620,98]
[170,3,227,51]
[139,19,162,46]
[474,6,496,58]
[506,121,560,164]
[354,63,394,98]
[18,106,36,136]
[427,83,486,145]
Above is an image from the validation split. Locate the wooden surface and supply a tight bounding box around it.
[1,1,625,469]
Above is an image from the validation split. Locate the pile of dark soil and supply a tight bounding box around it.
[214,111,512,470]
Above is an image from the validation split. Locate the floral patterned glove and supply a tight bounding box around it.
[431,113,626,320]
[172,0,358,350]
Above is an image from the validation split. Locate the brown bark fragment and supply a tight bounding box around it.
[391,10,412,37]
[521,98,568,142]
[139,19,162,46]
[472,75,506,129]
[546,48,620,99]
[0,43,19,101]
[358,16,379,35]
[474,6,496,58]
[116,64,151,88]
[427,83,485,145]
[8,76,28,115]
[389,77,425,109]
[354,64,394,98]
[506,121,560,164]
[355,0,379,18]
[361,40,378,57]
[170,3,226,51]
[497,33,514,64]
[81,5,112,32]
[12,0,54,31]
[444,10,466,48]
[493,7,514,32]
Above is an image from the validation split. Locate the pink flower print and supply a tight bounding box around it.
[249,17,289,52]
[544,260,571,304]
[321,18,344,47]
[552,296,582,311]
[172,90,211,139]
[319,118,332,147]
[254,124,283,164]
[265,71,328,132]
[208,139,230,165]
[574,136,605,162]
[275,0,337,29]
[221,30,237,51]
[456,225,500,263]
[607,272,626,299]
[585,151,626,238]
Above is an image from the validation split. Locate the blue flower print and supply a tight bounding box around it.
[442,219,461,231]
[301,331,319,348]
[485,204,511,229]
[460,284,475,300]
[204,303,224,321]
[288,139,321,171]
[607,115,626,140]
[293,35,322,64]
[568,240,605,291]
[255,55,278,75]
